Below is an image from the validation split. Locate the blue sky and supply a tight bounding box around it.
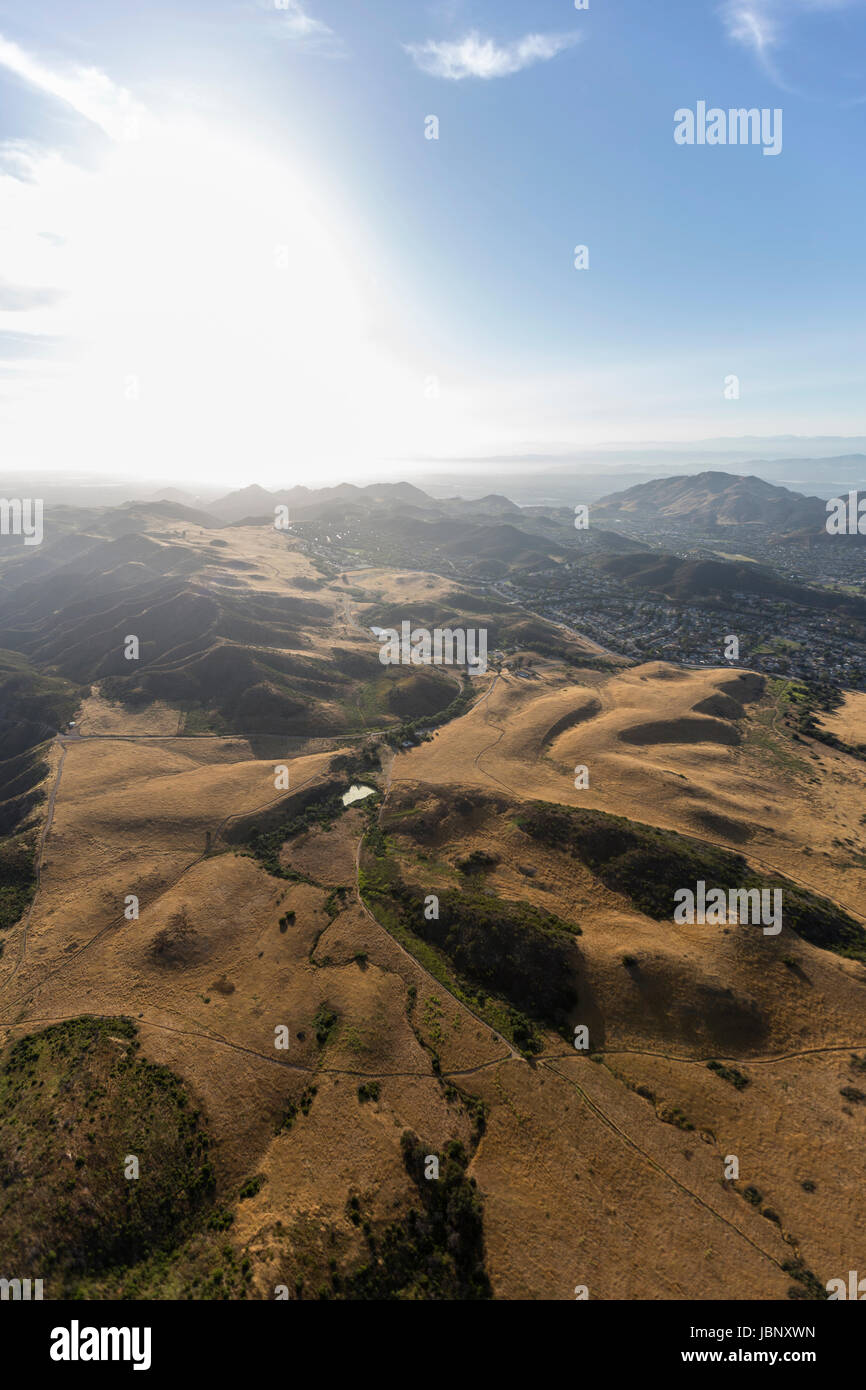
[0,0,864,484]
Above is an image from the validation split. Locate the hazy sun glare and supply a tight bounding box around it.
[1,102,423,483]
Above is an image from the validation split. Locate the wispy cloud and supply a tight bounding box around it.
[719,0,862,87]
[276,0,331,37]
[722,3,780,57]
[0,330,66,360]
[0,279,64,311]
[257,0,335,42]
[405,29,580,81]
[0,33,149,141]
[719,2,789,85]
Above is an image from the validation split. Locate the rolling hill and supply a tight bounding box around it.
[595,471,828,533]
[596,551,866,622]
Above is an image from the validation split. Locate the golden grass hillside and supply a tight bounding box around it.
[1,563,864,1300]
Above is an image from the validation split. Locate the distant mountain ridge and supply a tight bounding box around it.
[594,471,828,532]
[206,481,438,523]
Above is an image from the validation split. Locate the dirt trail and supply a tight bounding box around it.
[0,1009,514,1083]
[540,1057,788,1275]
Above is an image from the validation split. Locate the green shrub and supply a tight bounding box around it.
[707,1060,750,1091]
[314,1005,338,1047]
[333,1133,491,1300]
[381,883,581,1040]
[518,802,866,962]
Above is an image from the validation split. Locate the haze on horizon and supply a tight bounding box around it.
[1,0,864,489]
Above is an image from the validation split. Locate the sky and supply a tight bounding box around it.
[0,0,864,488]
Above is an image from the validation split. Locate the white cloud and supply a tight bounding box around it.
[0,279,63,311]
[405,29,579,81]
[0,33,150,141]
[721,3,780,57]
[284,4,330,37]
[719,0,862,85]
[261,0,333,40]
